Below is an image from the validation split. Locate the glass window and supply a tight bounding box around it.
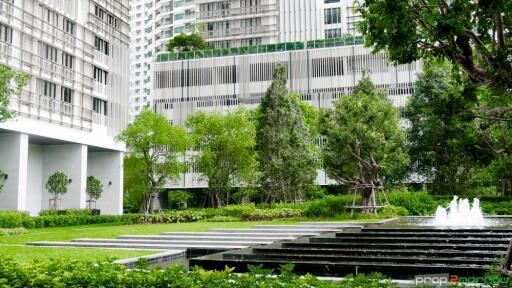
[62,52,74,69]
[61,87,73,103]
[324,8,341,24]
[63,18,75,35]
[93,98,107,115]
[95,36,110,55]
[325,28,342,39]
[0,23,12,43]
[93,66,109,85]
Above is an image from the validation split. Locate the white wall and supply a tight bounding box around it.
[0,132,28,211]
[26,144,43,215]
[41,144,87,210]
[87,151,123,215]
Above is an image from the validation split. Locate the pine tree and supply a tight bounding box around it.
[256,65,318,203]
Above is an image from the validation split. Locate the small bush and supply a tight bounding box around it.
[387,190,438,215]
[0,227,28,236]
[0,211,30,228]
[304,195,355,217]
[203,215,241,222]
[241,208,303,221]
[223,203,256,217]
[379,205,409,218]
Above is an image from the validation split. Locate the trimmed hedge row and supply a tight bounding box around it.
[0,257,396,288]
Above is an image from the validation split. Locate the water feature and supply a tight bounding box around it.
[432,196,486,227]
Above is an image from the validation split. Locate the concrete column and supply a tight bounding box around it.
[0,132,28,211]
[42,144,87,210]
[87,151,123,215]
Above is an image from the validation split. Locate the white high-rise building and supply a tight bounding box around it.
[129,0,362,120]
[0,0,129,215]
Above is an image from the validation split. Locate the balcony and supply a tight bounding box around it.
[199,4,276,20]
[10,91,93,131]
[202,25,277,40]
[94,50,111,68]
[93,81,110,98]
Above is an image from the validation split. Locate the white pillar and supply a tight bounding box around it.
[0,132,28,211]
[42,144,87,210]
[87,151,123,215]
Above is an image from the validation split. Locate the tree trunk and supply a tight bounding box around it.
[502,238,512,276]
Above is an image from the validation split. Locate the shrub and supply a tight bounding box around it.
[379,205,409,218]
[168,190,193,209]
[387,190,438,215]
[304,195,354,217]
[0,211,30,228]
[203,215,241,222]
[223,203,256,217]
[130,210,207,224]
[241,208,303,221]
[0,257,397,288]
[0,227,28,236]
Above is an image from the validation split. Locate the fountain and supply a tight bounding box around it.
[432,196,486,227]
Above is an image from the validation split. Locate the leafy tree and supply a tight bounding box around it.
[167,33,208,52]
[405,63,494,195]
[116,108,188,214]
[86,176,103,208]
[321,75,409,212]
[256,65,318,203]
[168,190,193,210]
[0,64,27,122]
[187,109,256,208]
[356,0,512,97]
[46,172,69,209]
[123,154,149,213]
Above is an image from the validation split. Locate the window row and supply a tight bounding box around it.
[40,4,75,35]
[94,4,120,29]
[36,78,73,103]
[38,42,75,69]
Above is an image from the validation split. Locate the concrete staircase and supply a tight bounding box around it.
[27,222,366,256]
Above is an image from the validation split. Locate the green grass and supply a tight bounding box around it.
[0,217,382,263]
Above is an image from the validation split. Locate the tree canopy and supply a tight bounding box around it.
[357,0,512,96]
[0,64,27,122]
[186,109,256,208]
[116,108,188,214]
[256,65,318,203]
[321,75,409,210]
[167,33,208,52]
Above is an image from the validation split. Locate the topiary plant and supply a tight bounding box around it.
[86,176,103,209]
[46,171,69,210]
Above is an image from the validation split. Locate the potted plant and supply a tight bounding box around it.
[46,171,69,211]
[86,176,103,215]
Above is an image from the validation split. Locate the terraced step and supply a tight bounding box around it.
[71,238,273,247]
[252,225,349,230]
[221,252,498,265]
[208,228,331,234]
[362,228,512,233]
[189,256,488,278]
[160,232,313,237]
[251,246,502,258]
[282,241,508,251]
[27,241,238,250]
[118,235,296,242]
[336,231,512,238]
[313,236,511,244]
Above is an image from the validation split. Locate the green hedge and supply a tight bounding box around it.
[0,257,396,288]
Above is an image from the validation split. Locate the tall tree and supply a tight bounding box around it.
[256,65,318,203]
[321,75,409,212]
[123,154,149,213]
[0,64,27,122]
[167,33,208,52]
[116,108,188,214]
[187,109,256,208]
[405,63,492,195]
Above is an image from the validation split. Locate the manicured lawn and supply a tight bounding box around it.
[0,218,381,263]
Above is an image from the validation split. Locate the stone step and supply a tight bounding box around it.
[222,252,498,265]
[208,228,328,234]
[298,222,367,227]
[189,256,488,279]
[27,241,246,250]
[283,241,509,251]
[314,236,511,244]
[251,246,502,258]
[159,232,308,238]
[252,225,348,230]
[118,235,296,242]
[362,227,512,233]
[336,231,512,238]
[72,238,273,247]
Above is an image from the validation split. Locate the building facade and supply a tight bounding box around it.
[0,0,129,215]
[151,39,422,188]
[129,0,361,120]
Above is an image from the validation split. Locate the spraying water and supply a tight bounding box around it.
[432,196,486,227]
